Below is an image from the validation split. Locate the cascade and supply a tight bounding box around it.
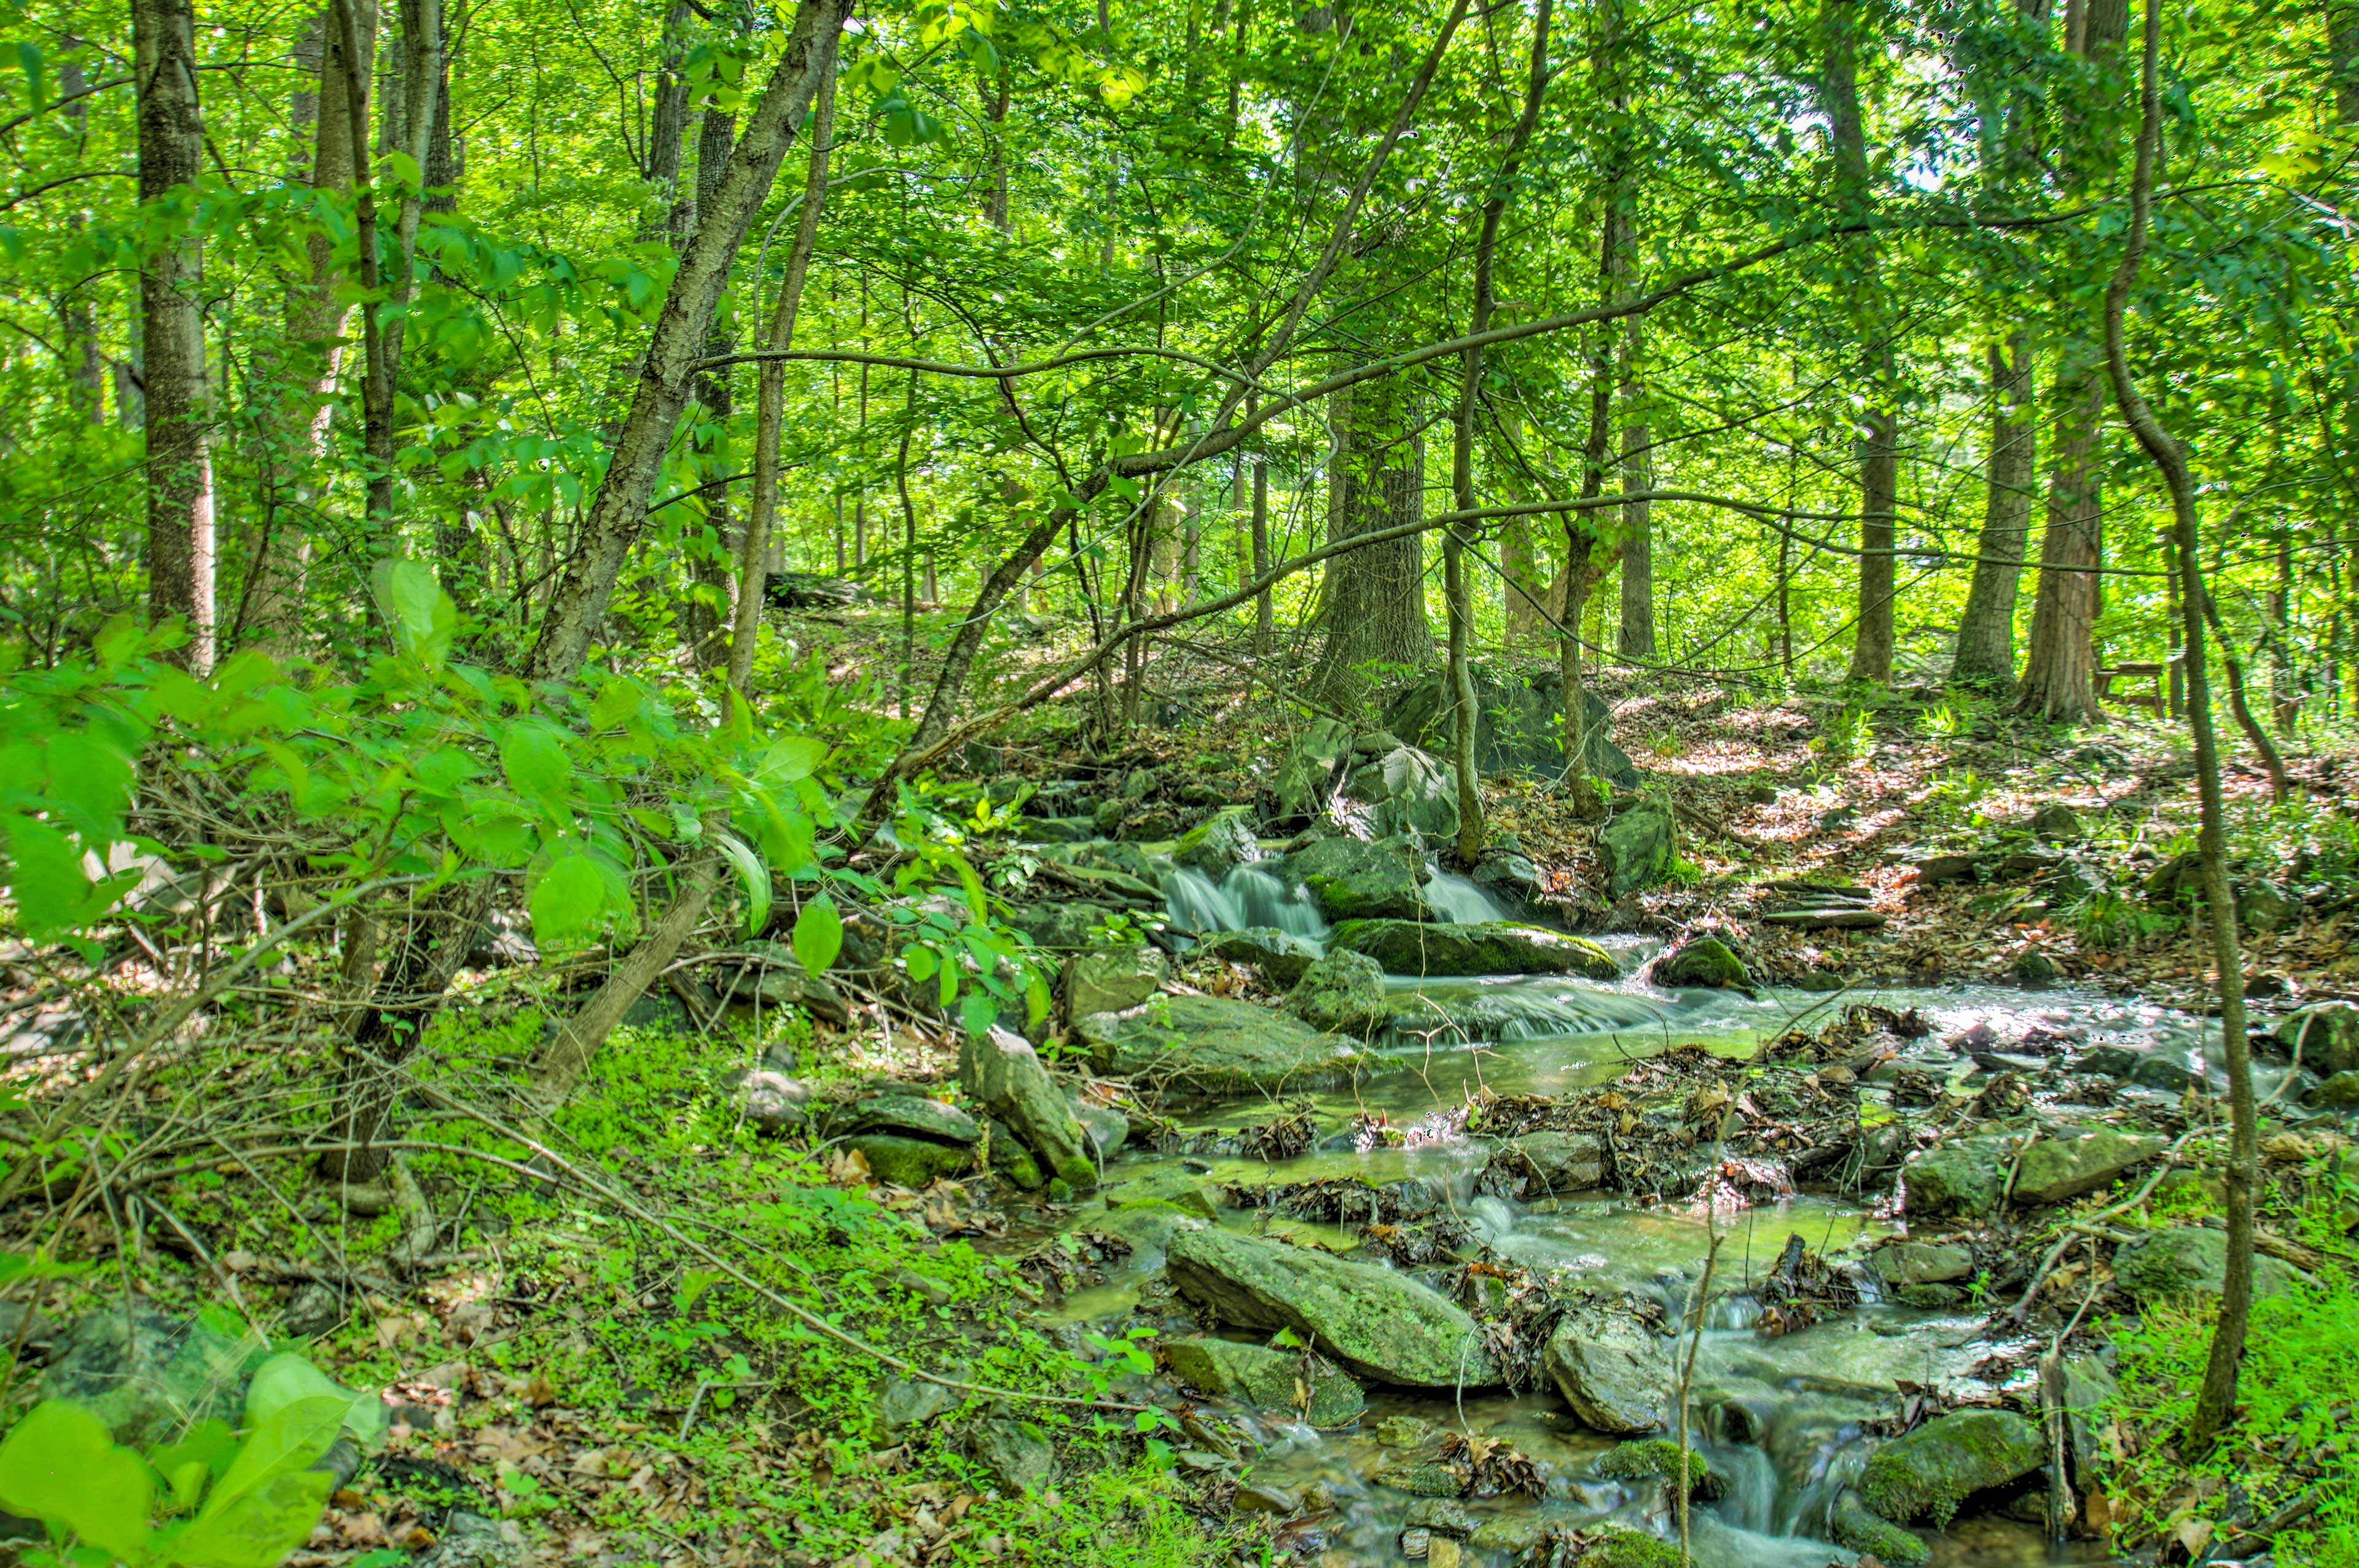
[1160,862,1329,939]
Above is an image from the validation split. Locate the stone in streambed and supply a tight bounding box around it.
[1595,802,1675,900]
[1858,1408,2046,1526]
[2009,1124,2165,1205]
[1871,1241,1974,1287]
[2111,1224,2302,1302]
[1076,995,1361,1096]
[1651,937,1750,989]
[1104,1172,1218,1220]
[1898,1136,2012,1219]
[1341,744,1461,841]
[1175,805,1261,875]
[1329,919,1619,979]
[1571,1528,1683,1568]
[846,1135,972,1187]
[958,1027,1098,1189]
[1160,1336,1364,1426]
[1285,833,1430,921]
[1482,1131,1606,1197]
[1064,945,1166,1018]
[1199,926,1323,986]
[1833,1496,1930,1564]
[1543,1305,1669,1434]
[1594,1440,1722,1500]
[1285,947,1390,1036]
[839,1094,981,1145]
[2307,1069,2359,1109]
[1164,1227,1502,1388]
[2279,1002,2359,1074]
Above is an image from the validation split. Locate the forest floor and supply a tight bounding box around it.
[6,648,2357,1568]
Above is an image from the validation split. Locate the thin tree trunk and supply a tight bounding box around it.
[684,104,739,671]
[2331,0,2359,123]
[528,0,851,681]
[732,63,836,690]
[2103,0,2255,1452]
[1952,334,2036,684]
[644,1,694,241]
[135,0,215,675]
[1251,446,1273,646]
[60,41,107,425]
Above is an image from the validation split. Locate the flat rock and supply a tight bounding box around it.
[1899,1136,2013,1219]
[1331,919,1619,979]
[1858,1410,2045,1526]
[1484,1131,1606,1198]
[733,1069,812,1132]
[1543,1305,1669,1434]
[1160,1336,1364,1426]
[1285,946,1390,1036]
[1762,908,1887,930]
[1165,1227,1501,1388]
[1199,926,1323,986]
[1872,1241,1974,1287]
[1065,945,1166,1018]
[959,1027,1097,1188]
[841,1094,981,1145]
[969,1416,1054,1495]
[1104,1172,1218,1220]
[1076,996,1361,1096]
[2009,1123,2164,1205]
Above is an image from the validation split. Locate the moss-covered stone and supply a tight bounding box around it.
[2009,1123,2165,1206]
[847,1134,972,1188]
[1833,1498,1930,1564]
[2111,1224,2302,1302]
[1159,1336,1364,1426]
[1370,1456,1466,1497]
[2309,1069,2359,1109]
[1858,1409,2045,1526]
[1075,995,1361,1096]
[1574,1527,1683,1568]
[1652,937,1750,989]
[1286,833,1429,921]
[1284,946,1390,1036]
[1329,918,1619,979]
[1174,805,1261,875]
[1593,1440,1724,1500]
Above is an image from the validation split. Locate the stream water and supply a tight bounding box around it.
[1043,853,2191,1565]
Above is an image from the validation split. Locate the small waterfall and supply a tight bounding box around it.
[1709,1441,1782,1535]
[1162,863,1330,939]
[1422,868,1506,924]
[1378,977,1671,1046]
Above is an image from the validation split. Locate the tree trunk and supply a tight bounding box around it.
[1251,449,1272,646]
[135,0,216,676]
[1822,0,1898,685]
[1952,334,2035,685]
[644,1,694,241]
[528,0,851,681]
[684,104,739,671]
[2331,0,2359,122]
[1307,373,1433,709]
[59,41,107,425]
[1597,0,1654,665]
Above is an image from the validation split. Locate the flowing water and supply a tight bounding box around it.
[1035,843,2188,1563]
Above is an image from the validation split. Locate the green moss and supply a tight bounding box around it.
[1833,1501,1930,1565]
[1594,1440,1724,1500]
[1575,1527,1684,1568]
[1858,1410,2044,1526]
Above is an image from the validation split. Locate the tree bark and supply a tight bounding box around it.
[135,0,215,676]
[732,63,837,690]
[684,104,740,671]
[2331,0,2359,123]
[59,41,107,425]
[1308,373,1433,709]
[1598,0,1654,664]
[644,1,695,241]
[1952,334,2035,684]
[2100,0,2252,1452]
[528,0,852,681]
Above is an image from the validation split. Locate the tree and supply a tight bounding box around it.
[1307,375,1435,709]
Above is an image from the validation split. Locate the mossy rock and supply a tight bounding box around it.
[1160,1336,1364,1427]
[1329,918,1619,980]
[1369,1456,1466,1497]
[1653,937,1750,989]
[1574,1528,1683,1568]
[2111,1224,2302,1301]
[847,1134,972,1188]
[1593,1440,1724,1500]
[1833,1498,1930,1564]
[1858,1409,2045,1526]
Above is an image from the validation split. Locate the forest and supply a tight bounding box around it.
[0,0,2355,1561]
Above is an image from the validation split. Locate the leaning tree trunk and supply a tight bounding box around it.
[1952,333,2036,685]
[1307,371,1435,710]
[135,0,216,676]
[684,104,740,672]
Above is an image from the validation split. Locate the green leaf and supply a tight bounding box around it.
[529,851,607,947]
[790,892,842,974]
[499,722,571,805]
[163,1467,335,1568]
[6,814,99,938]
[243,1354,386,1452]
[762,735,827,783]
[16,41,46,114]
[0,1400,153,1559]
[903,944,938,983]
[711,831,770,937]
[369,558,453,662]
[958,988,998,1037]
[42,729,134,841]
[148,1422,238,1512]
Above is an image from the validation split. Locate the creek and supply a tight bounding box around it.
[1032,852,2205,1566]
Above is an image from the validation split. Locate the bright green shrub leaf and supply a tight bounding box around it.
[6,815,98,937]
[499,722,571,805]
[0,1399,154,1558]
[711,832,770,937]
[243,1354,385,1452]
[529,852,606,947]
[791,892,842,974]
[163,1466,335,1568]
[148,1421,238,1511]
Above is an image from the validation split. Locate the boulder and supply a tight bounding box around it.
[1899,1136,2014,1219]
[1285,947,1391,1036]
[710,940,850,1024]
[2306,1069,2359,1109]
[1065,945,1166,1018]
[848,1134,971,1187]
[1272,718,1354,817]
[1175,805,1262,875]
[2129,1053,2209,1093]
[1164,1227,1502,1387]
[1076,996,1361,1096]
[38,1308,267,1446]
[1651,938,1749,989]
[1068,1096,1130,1160]
[969,1417,1054,1495]
[2009,1124,2164,1206]
[1857,1409,2046,1526]
[1872,1241,1974,1287]
[1004,900,1115,951]
[1543,1305,1669,1434]
[1331,919,1619,979]
[2237,881,2298,933]
[1470,849,1546,911]
[733,1069,812,1133]
[1340,745,1460,841]
[1595,802,1675,900]
[1104,1171,1218,1220]
[2279,1002,2359,1074]
[1286,833,1432,921]
[1832,1497,1930,1564]
[1381,667,1638,787]
[1199,927,1323,986]
[1594,1440,1722,1501]
[1160,1337,1365,1426]
[2029,803,2083,843]
[958,1028,1098,1188]
[1484,1131,1606,1197]
[840,1094,982,1146]
[2111,1224,2302,1302]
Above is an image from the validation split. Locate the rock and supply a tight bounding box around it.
[1471,1516,1547,1553]
[1372,1457,1467,1497]
[1272,718,1354,817]
[2029,803,2083,842]
[2013,951,2059,983]
[1068,1096,1130,1160]
[1285,947,1390,1036]
[1175,806,1261,875]
[1543,1305,1669,1434]
[1285,833,1431,921]
[1199,927,1323,986]
[2059,1355,2116,1494]
[2069,1045,2140,1078]
[1899,1136,2013,1219]
[1857,1409,2046,1526]
[709,940,850,1024]
[1028,815,1102,844]
[1160,1337,1365,1426]
[848,1134,971,1187]
[1405,1497,1475,1537]
[1595,802,1675,900]
[1594,1440,1721,1500]
[2307,1069,2359,1108]
[1651,937,1750,989]
[1571,1527,1682,1568]
[1065,945,1167,1018]
[2112,1224,2302,1301]
[2145,851,2204,903]
[1873,1241,1974,1287]
[280,1282,346,1339]
[1329,919,1619,979]
[969,1417,1055,1494]
[1232,1483,1300,1515]
[1164,1227,1503,1387]
[1375,1414,1436,1447]
[842,1094,982,1146]
[985,1120,1043,1188]
[1913,854,1984,884]
[1470,850,1545,911]
[1004,901,1116,951]
[958,1028,1098,1188]
[1382,666,1638,787]
[2130,1053,2209,1093]
[1106,1172,1219,1220]
[2009,1124,2165,1205]
[414,1510,525,1568]
[37,1308,266,1446]
[2278,1002,2359,1074]
[878,1375,958,1430]
[1485,1131,1606,1196]
[1762,908,1886,930]
[1076,996,1361,1096]
[1833,1497,1930,1564]
[1339,745,1460,841]
[2237,880,2298,932]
